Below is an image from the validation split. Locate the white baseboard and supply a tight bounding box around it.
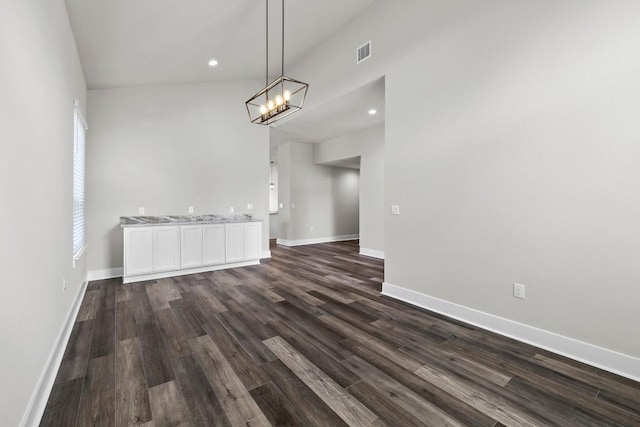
[20,275,89,427]
[87,267,123,281]
[122,260,260,284]
[90,255,272,285]
[359,248,385,259]
[382,282,640,383]
[88,253,273,282]
[277,234,359,247]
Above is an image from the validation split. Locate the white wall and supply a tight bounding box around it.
[281,0,640,374]
[269,163,279,239]
[314,125,385,255]
[277,142,359,244]
[268,163,278,212]
[384,1,640,360]
[285,0,480,114]
[277,143,293,241]
[0,0,87,424]
[86,81,270,273]
[332,167,360,237]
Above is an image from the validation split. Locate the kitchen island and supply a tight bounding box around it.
[120,214,262,283]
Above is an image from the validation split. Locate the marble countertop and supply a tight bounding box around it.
[120,213,262,227]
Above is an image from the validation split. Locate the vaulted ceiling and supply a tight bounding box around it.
[271,77,384,144]
[65,0,376,90]
[65,0,384,147]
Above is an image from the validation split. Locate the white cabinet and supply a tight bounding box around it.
[181,225,203,268]
[181,224,225,268]
[203,224,225,265]
[124,227,153,276]
[123,220,262,283]
[153,226,180,272]
[244,222,261,260]
[225,222,262,262]
[225,223,245,263]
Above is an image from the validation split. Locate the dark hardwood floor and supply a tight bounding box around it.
[42,240,640,426]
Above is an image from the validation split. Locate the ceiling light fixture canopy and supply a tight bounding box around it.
[246,0,308,125]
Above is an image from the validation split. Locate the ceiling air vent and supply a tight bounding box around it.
[356,40,372,64]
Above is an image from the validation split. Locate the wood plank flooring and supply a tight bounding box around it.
[42,240,640,426]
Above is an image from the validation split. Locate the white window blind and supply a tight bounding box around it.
[73,100,87,260]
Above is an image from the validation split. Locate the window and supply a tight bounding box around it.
[73,100,87,263]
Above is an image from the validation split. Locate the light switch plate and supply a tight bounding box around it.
[229,206,235,213]
[138,207,145,215]
[247,203,253,210]
[279,203,284,209]
[391,205,400,215]
[188,206,194,214]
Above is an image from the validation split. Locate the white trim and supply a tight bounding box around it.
[87,267,123,281]
[276,234,359,247]
[20,274,89,427]
[122,260,260,284]
[72,244,87,269]
[89,254,272,283]
[381,282,640,383]
[359,248,385,259]
[73,99,88,130]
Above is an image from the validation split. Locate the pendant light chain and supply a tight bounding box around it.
[281,0,285,79]
[265,0,269,98]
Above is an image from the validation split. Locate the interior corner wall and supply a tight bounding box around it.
[384,1,640,359]
[332,167,360,237]
[282,0,640,369]
[314,125,385,254]
[277,142,359,244]
[0,0,87,424]
[86,80,270,273]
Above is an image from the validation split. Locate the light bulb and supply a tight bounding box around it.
[283,90,291,102]
[267,100,275,111]
[276,95,283,106]
[259,105,268,115]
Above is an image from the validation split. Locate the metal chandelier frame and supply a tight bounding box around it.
[245,0,309,125]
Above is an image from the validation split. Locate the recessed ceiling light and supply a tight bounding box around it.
[368,109,377,115]
[208,59,219,67]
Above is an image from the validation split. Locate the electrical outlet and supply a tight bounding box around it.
[188,206,194,214]
[229,206,235,213]
[247,203,253,210]
[391,205,400,215]
[513,283,525,299]
[138,207,145,215]
[279,203,284,209]
[62,279,67,292]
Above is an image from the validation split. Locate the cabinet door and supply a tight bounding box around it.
[181,225,203,268]
[225,223,244,263]
[124,227,153,276]
[203,224,225,265]
[244,222,261,261]
[153,226,180,272]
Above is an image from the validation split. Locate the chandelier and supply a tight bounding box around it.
[246,0,309,125]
